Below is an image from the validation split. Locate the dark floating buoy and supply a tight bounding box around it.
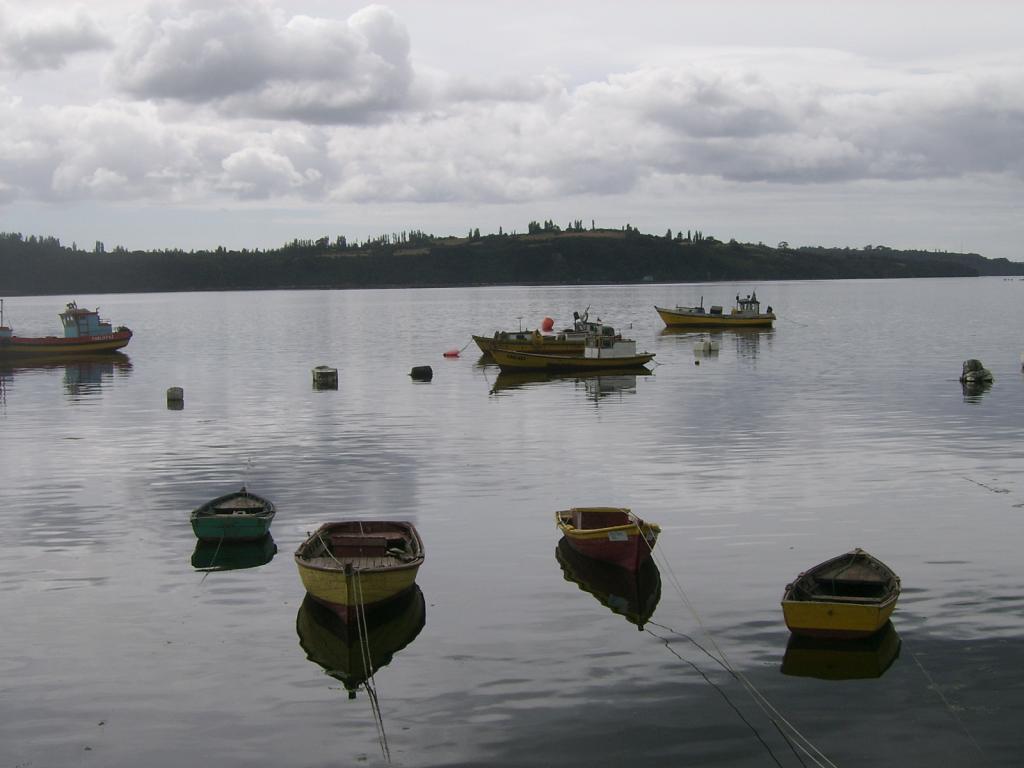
[694,359,700,366]
[167,386,184,409]
[410,365,433,381]
[312,365,338,390]
[960,359,993,385]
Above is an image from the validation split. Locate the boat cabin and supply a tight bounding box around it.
[584,329,637,359]
[0,300,11,340]
[733,292,762,316]
[60,302,114,338]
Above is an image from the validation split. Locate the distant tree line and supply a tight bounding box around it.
[0,226,1020,297]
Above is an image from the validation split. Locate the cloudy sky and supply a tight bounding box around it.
[1,0,1022,259]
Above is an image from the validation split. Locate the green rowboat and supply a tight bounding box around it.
[190,487,276,542]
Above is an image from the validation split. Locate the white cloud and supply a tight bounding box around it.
[0,2,1022,257]
[219,144,321,199]
[0,3,110,71]
[112,1,413,123]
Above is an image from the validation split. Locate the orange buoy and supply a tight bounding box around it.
[443,349,460,358]
[541,316,554,332]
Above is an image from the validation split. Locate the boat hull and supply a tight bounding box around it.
[781,597,897,639]
[492,348,654,372]
[298,561,422,620]
[473,334,584,356]
[555,508,659,572]
[190,515,274,542]
[655,306,774,328]
[0,330,133,356]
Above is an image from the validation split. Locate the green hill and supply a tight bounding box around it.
[1,228,1020,296]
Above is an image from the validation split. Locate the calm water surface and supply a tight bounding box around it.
[3,278,1024,767]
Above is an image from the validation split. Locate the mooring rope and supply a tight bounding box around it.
[644,623,789,768]
[910,651,982,754]
[199,535,226,583]
[354,568,391,762]
[636,525,837,768]
[775,313,810,328]
[655,545,836,768]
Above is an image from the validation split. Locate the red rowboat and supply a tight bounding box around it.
[555,507,660,572]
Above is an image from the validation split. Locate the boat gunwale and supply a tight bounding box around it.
[191,488,277,521]
[294,520,425,575]
[555,508,661,538]
[780,549,901,608]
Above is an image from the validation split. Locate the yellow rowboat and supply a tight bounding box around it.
[295,521,424,621]
[781,549,900,638]
[655,292,775,328]
[555,507,660,572]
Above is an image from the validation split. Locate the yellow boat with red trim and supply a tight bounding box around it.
[655,292,775,328]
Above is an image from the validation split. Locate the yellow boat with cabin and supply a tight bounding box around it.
[655,292,775,328]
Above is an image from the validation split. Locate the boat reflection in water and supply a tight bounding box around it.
[781,621,901,680]
[658,326,774,361]
[191,534,277,572]
[296,585,426,698]
[0,351,132,397]
[555,537,661,630]
[490,368,651,399]
[962,379,993,403]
